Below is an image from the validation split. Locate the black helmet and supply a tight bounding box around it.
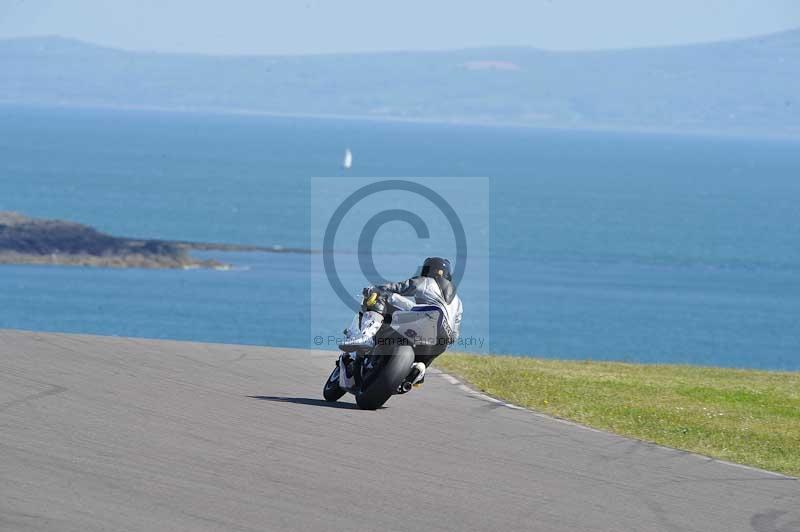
[420,257,452,281]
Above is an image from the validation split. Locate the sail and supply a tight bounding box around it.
[343,148,352,169]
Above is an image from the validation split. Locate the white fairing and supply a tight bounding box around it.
[359,311,384,337]
[340,310,384,352]
[389,308,442,346]
[343,313,361,339]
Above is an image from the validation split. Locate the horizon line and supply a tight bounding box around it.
[1,26,799,59]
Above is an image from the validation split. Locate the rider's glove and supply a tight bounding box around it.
[361,287,387,314]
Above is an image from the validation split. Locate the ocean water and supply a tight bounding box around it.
[1,105,799,369]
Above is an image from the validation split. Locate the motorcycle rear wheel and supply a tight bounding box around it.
[355,345,414,410]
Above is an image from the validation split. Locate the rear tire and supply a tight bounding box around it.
[323,366,346,402]
[355,345,414,410]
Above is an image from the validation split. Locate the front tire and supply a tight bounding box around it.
[323,366,346,402]
[355,345,414,410]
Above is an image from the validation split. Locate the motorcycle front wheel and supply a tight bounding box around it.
[323,365,346,402]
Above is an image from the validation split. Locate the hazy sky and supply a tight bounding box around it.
[1,0,799,55]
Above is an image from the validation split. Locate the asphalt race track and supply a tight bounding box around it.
[1,330,798,532]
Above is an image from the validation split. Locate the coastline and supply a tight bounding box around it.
[3,100,799,142]
[0,251,225,270]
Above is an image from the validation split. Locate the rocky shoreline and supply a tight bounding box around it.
[0,211,293,270]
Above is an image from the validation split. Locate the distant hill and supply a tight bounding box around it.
[1,31,799,135]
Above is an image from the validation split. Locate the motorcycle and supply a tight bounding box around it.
[322,305,444,410]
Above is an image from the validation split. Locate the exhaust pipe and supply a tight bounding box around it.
[400,381,413,393]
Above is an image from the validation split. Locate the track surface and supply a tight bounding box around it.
[1,330,797,532]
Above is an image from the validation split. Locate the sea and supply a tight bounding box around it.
[1,105,799,370]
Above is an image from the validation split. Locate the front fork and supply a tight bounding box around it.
[338,352,366,392]
[352,353,364,389]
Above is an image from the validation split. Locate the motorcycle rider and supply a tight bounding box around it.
[337,257,463,388]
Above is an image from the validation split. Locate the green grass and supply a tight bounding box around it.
[436,353,800,477]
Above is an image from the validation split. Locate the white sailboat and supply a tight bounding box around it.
[342,148,353,169]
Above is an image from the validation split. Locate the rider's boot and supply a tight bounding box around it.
[398,362,427,394]
[338,310,384,352]
[410,362,426,386]
[398,362,427,392]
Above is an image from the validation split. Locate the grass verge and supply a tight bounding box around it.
[436,353,800,477]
